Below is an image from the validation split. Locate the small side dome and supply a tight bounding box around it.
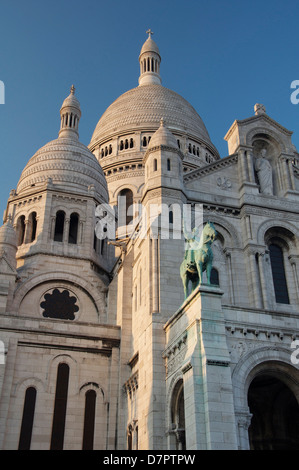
[148,118,178,149]
[16,87,109,203]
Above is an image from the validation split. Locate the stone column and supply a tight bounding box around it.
[257,252,269,310]
[235,409,252,450]
[246,150,255,183]
[248,250,263,309]
[151,237,159,314]
[289,256,299,303]
[288,159,296,190]
[225,250,235,305]
[63,218,70,243]
[238,149,249,184]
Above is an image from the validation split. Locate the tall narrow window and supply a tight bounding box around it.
[28,211,37,242]
[54,211,65,242]
[154,159,157,171]
[68,213,79,244]
[167,158,171,171]
[17,215,26,246]
[18,387,37,450]
[269,244,289,304]
[50,363,70,450]
[118,189,133,225]
[82,390,97,450]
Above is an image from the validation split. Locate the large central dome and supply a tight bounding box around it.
[89,32,219,160]
[89,83,215,150]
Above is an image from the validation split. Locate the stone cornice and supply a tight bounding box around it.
[183,154,238,183]
[224,114,293,142]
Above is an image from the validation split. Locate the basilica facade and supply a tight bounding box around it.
[0,32,299,450]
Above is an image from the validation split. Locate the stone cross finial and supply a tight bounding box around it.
[70,84,75,95]
[146,29,153,39]
[254,103,266,115]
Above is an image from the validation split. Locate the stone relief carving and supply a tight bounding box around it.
[217,176,232,190]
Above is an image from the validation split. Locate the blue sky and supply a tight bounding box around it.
[0,0,299,220]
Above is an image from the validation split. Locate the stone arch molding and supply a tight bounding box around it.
[166,371,184,430]
[245,126,286,152]
[204,214,241,249]
[11,271,104,317]
[112,183,139,200]
[12,376,46,398]
[79,381,108,404]
[256,219,299,247]
[46,353,79,396]
[232,345,299,411]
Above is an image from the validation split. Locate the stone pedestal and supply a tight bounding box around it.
[165,284,238,450]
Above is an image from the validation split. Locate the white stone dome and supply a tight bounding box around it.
[16,137,109,202]
[16,86,109,203]
[89,84,218,155]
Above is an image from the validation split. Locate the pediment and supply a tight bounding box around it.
[184,154,238,193]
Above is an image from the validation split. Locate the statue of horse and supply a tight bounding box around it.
[180,221,217,300]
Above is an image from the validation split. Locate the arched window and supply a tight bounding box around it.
[50,363,70,450]
[82,390,97,450]
[68,213,79,244]
[18,387,37,450]
[167,158,171,171]
[28,211,37,243]
[130,138,134,148]
[16,215,25,246]
[210,267,219,286]
[142,136,147,147]
[54,211,65,242]
[127,426,133,450]
[118,188,133,225]
[269,243,289,304]
[171,380,186,450]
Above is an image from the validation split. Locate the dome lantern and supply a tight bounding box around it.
[59,85,81,140]
[139,29,162,86]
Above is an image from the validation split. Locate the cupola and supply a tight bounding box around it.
[59,85,81,140]
[139,29,162,86]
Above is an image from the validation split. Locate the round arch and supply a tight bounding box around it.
[232,346,299,411]
[11,271,107,317]
[245,126,287,153]
[256,219,298,247]
[204,215,241,249]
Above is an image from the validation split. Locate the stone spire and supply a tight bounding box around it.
[139,30,162,86]
[59,85,81,140]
